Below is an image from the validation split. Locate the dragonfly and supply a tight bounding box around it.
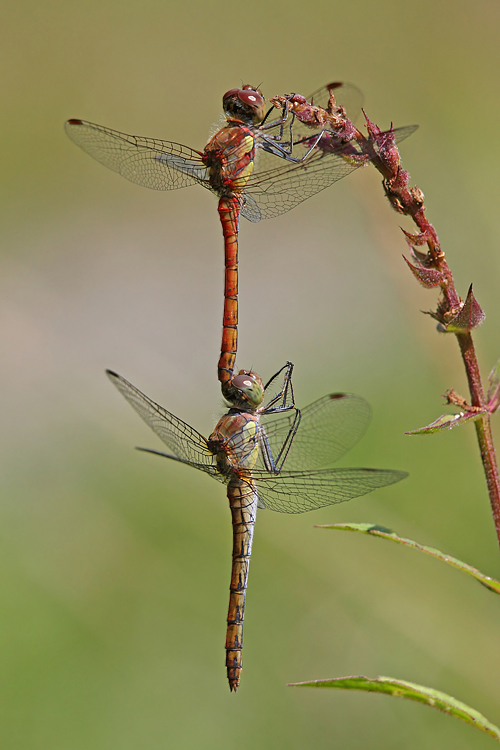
[65,84,417,392]
[106,361,407,692]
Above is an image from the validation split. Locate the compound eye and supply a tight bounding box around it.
[222,88,240,102]
[232,373,254,389]
[238,89,264,108]
[242,84,263,94]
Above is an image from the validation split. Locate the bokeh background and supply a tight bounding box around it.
[2,0,500,747]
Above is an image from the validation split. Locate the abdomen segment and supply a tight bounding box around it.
[226,478,258,692]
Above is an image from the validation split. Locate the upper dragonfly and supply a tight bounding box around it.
[65,83,417,391]
[106,362,407,692]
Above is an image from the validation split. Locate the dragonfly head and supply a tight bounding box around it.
[222,85,266,126]
[222,370,265,410]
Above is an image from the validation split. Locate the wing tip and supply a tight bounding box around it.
[363,467,408,484]
[394,469,409,482]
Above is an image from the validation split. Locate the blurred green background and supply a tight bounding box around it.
[2,0,500,747]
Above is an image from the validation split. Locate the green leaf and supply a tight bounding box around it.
[405,409,487,435]
[316,523,500,594]
[288,675,500,741]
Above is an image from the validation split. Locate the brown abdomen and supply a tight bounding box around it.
[226,477,258,692]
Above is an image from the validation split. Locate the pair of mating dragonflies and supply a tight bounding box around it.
[66,82,411,691]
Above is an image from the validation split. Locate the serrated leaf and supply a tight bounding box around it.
[405,410,487,435]
[288,675,500,740]
[487,358,500,413]
[315,523,500,594]
[445,284,486,332]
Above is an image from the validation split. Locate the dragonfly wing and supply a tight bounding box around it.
[261,82,364,132]
[257,394,372,472]
[307,82,364,122]
[392,124,419,145]
[244,146,363,220]
[107,370,217,472]
[240,193,262,222]
[302,84,418,144]
[244,76,416,222]
[136,447,226,483]
[245,117,417,221]
[65,119,210,191]
[254,467,407,513]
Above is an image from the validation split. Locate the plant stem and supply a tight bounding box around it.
[356,120,500,546]
[278,90,500,545]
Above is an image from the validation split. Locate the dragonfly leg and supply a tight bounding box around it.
[294,128,328,160]
[263,360,296,413]
[261,110,296,151]
[259,362,302,473]
[261,95,310,152]
[259,98,292,130]
[260,408,302,474]
[258,125,327,163]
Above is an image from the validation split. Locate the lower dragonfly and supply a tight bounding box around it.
[106,362,407,692]
[65,84,416,393]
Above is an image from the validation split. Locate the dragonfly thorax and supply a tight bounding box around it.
[208,412,260,476]
[203,125,256,196]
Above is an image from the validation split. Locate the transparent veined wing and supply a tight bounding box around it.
[244,143,364,219]
[306,82,419,149]
[261,81,413,148]
[240,193,262,222]
[253,466,407,513]
[245,121,417,221]
[307,82,364,122]
[247,76,417,221]
[257,393,372,472]
[260,81,364,133]
[106,370,219,476]
[65,120,210,191]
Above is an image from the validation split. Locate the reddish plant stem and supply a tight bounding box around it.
[474,418,500,537]
[456,332,500,537]
[356,126,500,546]
[456,332,484,408]
[274,90,500,543]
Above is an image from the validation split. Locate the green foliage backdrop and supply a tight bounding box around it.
[2,0,500,747]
